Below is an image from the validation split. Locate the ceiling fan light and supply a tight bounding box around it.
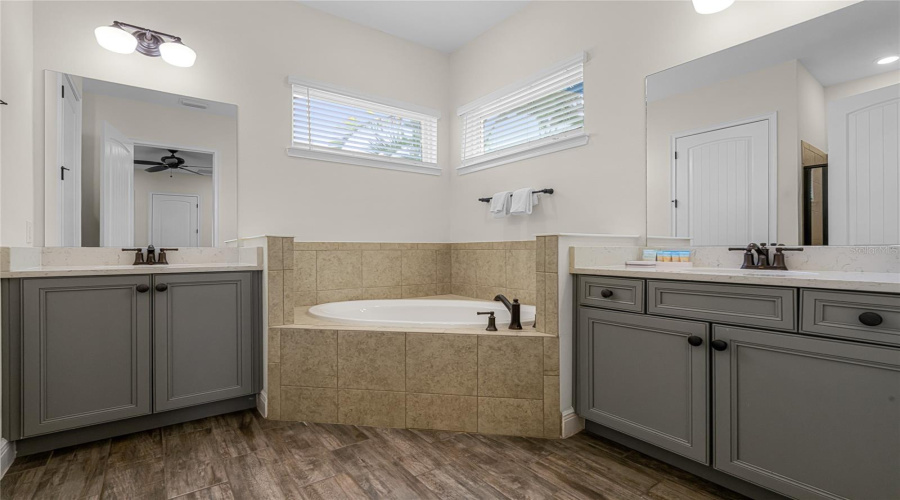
[95,24,138,54]
[692,0,735,15]
[159,41,196,67]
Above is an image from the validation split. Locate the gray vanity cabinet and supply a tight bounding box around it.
[152,272,253,411]
[576,307,709,463]
[712,325,900,499]
[20,276,152,437]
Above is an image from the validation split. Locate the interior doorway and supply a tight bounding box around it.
[150,193,200,247]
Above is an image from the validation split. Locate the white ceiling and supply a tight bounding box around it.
[300,1,530,53]
[647,2,900,102]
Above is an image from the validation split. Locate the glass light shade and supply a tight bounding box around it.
[877,55,899,65]
[692,0,735,14]
[159,41,197,68]
[94,25,137,54]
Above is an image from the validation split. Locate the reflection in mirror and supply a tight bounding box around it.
[44,72,237,247]
[646,2,899,246]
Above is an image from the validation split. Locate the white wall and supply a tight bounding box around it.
[78,91,233,247]
[825,70,900,104]
[9,0,452,246]
[447,1,849,243]
[797,62,827,152]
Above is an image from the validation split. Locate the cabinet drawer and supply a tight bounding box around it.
[578,276,644,313]
[801,290,900,346]
[647,280,796,331]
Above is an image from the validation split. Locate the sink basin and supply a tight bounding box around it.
[670,268,819,277]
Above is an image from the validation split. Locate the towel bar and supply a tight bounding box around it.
[479,188,553,203]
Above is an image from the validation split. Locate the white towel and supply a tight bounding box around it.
[510,187,540,215]
[489,191,512,218]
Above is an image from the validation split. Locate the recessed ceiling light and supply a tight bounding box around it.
[876,55,899,65]
[692,0,735,15]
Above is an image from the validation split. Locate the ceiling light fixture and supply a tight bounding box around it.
[876,55,899,65]
[95,21,196,67]
[692,0,735,15]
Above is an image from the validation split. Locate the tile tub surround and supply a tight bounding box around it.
[266,325,561,438]
[448,241,537,305]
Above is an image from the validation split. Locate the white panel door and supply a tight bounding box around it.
[59,76,82,247]
[150,193,199,247]
[674,120,771,246]
[100,122,134,247]
[828,84,900,245]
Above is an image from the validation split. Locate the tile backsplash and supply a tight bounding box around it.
[449,241,536,305]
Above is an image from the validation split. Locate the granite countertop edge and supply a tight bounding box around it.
[1,263,263,278]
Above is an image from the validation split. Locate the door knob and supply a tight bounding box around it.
[600,289,613,298]
[687,335,703,346]
[136,284,150,293]
[155,283,168,292]
[859,312,883,327]
[711,340,728,351]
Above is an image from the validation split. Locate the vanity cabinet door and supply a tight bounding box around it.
[21,276,152,437]
[576,307,709,463]
[713,325,900,500]
[153,272,253,411]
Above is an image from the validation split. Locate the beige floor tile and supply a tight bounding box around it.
[478,397,543,437]
[406,333,477,396]
[407,393,477,432]
[338,389,405,428]
[478,336,543,399]
[282,387,338,423]
[281,329,337,388]
[338,331,405,391]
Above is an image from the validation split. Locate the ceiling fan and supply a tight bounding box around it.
[134,149,207,176]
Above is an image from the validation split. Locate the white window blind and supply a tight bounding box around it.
[289,81,439,175]
[458,53,587,174]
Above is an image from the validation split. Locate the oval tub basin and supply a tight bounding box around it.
[307,299,536,328]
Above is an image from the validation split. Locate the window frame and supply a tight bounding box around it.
[287,77,442,176]
[456,52,588,175]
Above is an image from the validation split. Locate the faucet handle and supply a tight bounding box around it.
[157,248,179,265]
[477,311,498,331]
[122,248,145,265]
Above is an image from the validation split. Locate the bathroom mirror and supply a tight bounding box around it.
[645,2,899,246]
[43,71,238,247]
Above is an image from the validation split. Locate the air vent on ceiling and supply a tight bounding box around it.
[179,98,208,110]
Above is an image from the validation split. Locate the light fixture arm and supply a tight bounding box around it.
[111,21,183,57]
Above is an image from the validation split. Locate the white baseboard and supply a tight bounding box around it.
[0,439,16,479]
[561,407,584,438]
[257,390,268,418]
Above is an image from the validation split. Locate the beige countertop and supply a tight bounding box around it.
[570,265,900,293]
[0,262,263,278]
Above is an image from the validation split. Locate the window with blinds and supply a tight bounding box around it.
[458,53,587,174]
[289,82,440,175]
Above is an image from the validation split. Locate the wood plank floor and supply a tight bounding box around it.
[1,410,748,499]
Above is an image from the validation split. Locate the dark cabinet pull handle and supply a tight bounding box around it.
[711,340,728,351]
[859,312,883,327]
[687,336,703,346]
[600,289,613,298]
[136,284,150,293]
[155,283,168,292]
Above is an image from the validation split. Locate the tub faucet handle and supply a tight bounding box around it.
[477,311,498,332]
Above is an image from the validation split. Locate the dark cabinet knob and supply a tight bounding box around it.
[155,283,168,292]
[711,340,728,351]
[687,336,703,346]
[600,289,613,298]
[859,312,883,327]
[136,284,150,293]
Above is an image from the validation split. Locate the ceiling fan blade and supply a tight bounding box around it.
[145,165,168,172]
[177,166,205,176]
[135,160,164,166]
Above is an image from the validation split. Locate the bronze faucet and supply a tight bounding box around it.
[728,243,803,270]
[494,295,522,330]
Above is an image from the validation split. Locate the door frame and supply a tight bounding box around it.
[148,192,202,247]
[133,140,218,246]
[57,73,83,247]
[670,112,778,244]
